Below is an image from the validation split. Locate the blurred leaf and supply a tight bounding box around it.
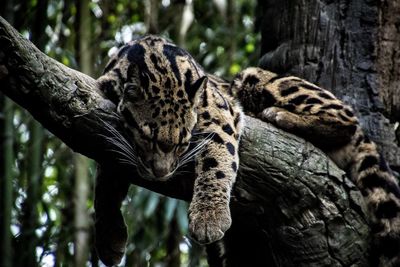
[229,63,241,75]
[144,193,160,218]
[61,56,70,66]
[245,42,255,53]
[116,3,124,13]
[176,201,188,233]
[164,198,178,223]
[107,15,116,24]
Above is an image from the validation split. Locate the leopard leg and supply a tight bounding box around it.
[260,106,358,148]
[188,127,240,244]
[94,165,129,266]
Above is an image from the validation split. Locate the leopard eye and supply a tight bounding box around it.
[123,82,143,102]
[124,82,138,91]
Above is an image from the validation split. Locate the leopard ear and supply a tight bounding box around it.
[188,76,208,106]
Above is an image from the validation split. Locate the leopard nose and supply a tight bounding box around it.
[152,163,169,178]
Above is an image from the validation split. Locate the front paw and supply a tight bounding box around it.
[188,204,232,244]
[95,212,127,266]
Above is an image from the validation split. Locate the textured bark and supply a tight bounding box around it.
[377,0,400,122]
[257,0,400,171]
[0,16,371,266]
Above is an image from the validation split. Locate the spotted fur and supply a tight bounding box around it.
[95,36,243,266]
[232,67,400,266]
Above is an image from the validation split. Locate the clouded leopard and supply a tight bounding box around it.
[96,35,243,266]
[95,36,400,266]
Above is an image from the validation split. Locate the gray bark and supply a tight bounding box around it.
[0,16,371,266]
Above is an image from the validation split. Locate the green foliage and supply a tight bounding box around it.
[1,0,259,266]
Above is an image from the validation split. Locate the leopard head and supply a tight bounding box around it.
[118,75,207,180]
[116,37,207,180]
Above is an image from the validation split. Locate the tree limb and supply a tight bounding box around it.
[0,16,371,266]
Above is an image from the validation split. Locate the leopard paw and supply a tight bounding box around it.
[188,204,232,244]
[95,212,127,267]
[260,107,296,129]
[259,107,282,123]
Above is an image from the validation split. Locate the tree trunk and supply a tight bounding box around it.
[144,0,159,34]
[0,4,14,267]
[73,154,90,267]
[376,0,400,123]
[54,150,75,267]
[15,1,48,265]
[18,116,42,267]
[73,0,92,266]
[0,98,14,267]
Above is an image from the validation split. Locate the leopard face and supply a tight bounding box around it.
[107,36,208,180]
[118,78,207,180]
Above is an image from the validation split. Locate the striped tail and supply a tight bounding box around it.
[328,126,400,266]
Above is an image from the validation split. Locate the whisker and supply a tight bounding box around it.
[188,139,207,144]
[99,134,137,160]
[181,132,214,159]
[107,148,137,163]
[102,123,135,149]
[177,132,214,168]
[173,170,193,177]
[177,158,196,168]
[118,159,137,167]
[192,131,213,136]
[96,118,140,167]
[104,136,137,160]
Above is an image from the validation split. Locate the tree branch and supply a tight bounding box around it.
[0,16,371,266]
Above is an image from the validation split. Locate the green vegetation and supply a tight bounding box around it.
[0,0,259,266]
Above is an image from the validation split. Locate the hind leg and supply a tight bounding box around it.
[260,107,357,147]
[94,165,129,266]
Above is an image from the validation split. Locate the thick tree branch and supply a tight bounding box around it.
[0,17,370,266]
